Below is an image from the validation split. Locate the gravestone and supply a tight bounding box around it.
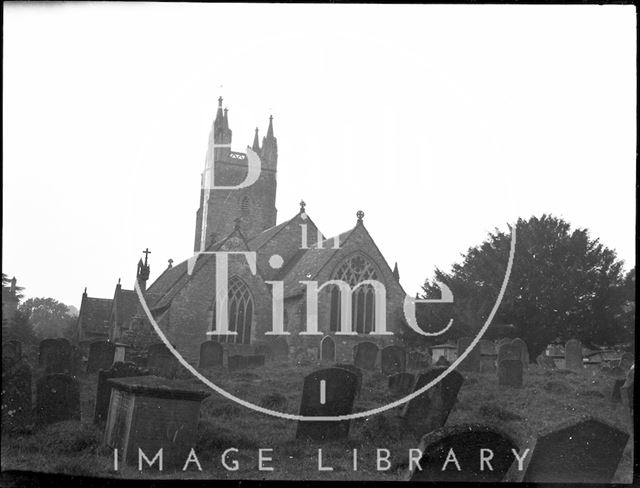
[228,355,248,371]
[511,338,529,370]
[497,341,520,367]
[113,343,127,364]
[87,341,116,373]
[388,372,415,394]
[507,417,629,483]
[1,361,32,432]
[456,337,480,372]
[320,336,336,362]
[497,338,511,347]
[621,366,633,422]
[353,341,378,370]
[94,361,149,425]
[407,424,519,482]
[247,355,265,368]
[381,345,407,375]
[619,352,633,371]
[198,342,223,369]
[401,366,464,437]
[610,379,625,403]
[335,363,363,397]
[296,367,358,441]
[70,345,83,375]
[35,373,80,426]
[479,340,496,356]
[147,343,181,379]
[565,339,583,371]
[498,359,523,388]
[104,376,210,469]
[39,338,73,373]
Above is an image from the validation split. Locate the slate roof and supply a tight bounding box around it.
[116,289,139,325]
[78,296,113,333]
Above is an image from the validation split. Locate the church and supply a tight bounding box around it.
[76,98,412,364]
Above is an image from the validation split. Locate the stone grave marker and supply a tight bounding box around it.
[320,336,336,362]
[565,339,583,371]
[456,337,480,372]
[198,342,223,369]
[228,355,248,371]
[388,372,415,394]
[479,340,497,373]
[335,363,363,397]
[104,376,210,469]
[39,338,73,373]
[296,367,358,441]
[497,338,511,347]
[506,417,629,483]
[511,338,529,370]
[147,343,181,379]
[381,345,407,375]
[94,361,149,425]
[498,359,523,388]
[497,341,520,367]
[621,365,633,422]
[401,366,464,437]
[610,378,625,403]
[113,343,127,364]
[619,352,633,371]
[87,341,116,373]
[247,355,265,368]
[35,373,80,426]
[1,360,32,432]
[353,341,378,370]
[434,356,451,367]
[407,424,519,482]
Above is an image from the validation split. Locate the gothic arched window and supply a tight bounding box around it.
[210,276,254,344]
[329,254,379,334]
[240,196,250,217]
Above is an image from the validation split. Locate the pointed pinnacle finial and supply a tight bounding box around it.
[218,96,223,107]
[168,258,174,269]
[356,210,365,224]
[118,277,121,285]
[299,200,306,213]
[84,287,87,295]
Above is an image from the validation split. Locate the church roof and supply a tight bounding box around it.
[78,296,112,334]
[116,289,139,325]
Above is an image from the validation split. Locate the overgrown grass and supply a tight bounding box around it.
[0,350,633,482]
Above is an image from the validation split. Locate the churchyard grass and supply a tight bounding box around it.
[1,352,633,482]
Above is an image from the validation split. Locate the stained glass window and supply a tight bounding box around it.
[210,276,253,344]
[329,254,379,334]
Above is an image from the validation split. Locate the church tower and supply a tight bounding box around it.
[193,98,278,251]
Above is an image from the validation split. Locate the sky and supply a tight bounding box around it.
[3,3,636,309]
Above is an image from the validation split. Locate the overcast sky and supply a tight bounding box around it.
[3,4,636,309]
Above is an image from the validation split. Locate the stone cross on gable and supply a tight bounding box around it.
[142,248,151,266]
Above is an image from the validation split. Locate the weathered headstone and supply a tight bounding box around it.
[113,343,127,364]
[147,343,181,379]
[401,366,464,437]
[511,338,529,370]
[565,339,583,371]
[479,340,496,356]
[456,337,480,372]
[353,341,378,370]
[87,341,116,373]
[407,424,519,482]
[388,372,415,394]
[104,376,210,469]
[334,363,363,397]
[228,355,248,371]
[198,341,223,369]
[1,361,32,432]
[296,368,358,441]
[381,345,407,375]
[497,338,511,348]
[610,378,625,403]
[247,355,265,368]
[94,361,149,425]
[435,356,451,367]
[39,338,73,373]
[35,373,80,426]
[498,359,523,388]
[619,352,633,371]
[621,365,633,422]
[497,341,520,366]
[507,417,629,483]
[320,336,336,362]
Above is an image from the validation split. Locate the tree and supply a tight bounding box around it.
[416,215,632,359]
[4,309,37,344]
[19,297,76,339]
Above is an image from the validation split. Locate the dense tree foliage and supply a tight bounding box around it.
[19,297,76,339]
[414,215,633,359]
